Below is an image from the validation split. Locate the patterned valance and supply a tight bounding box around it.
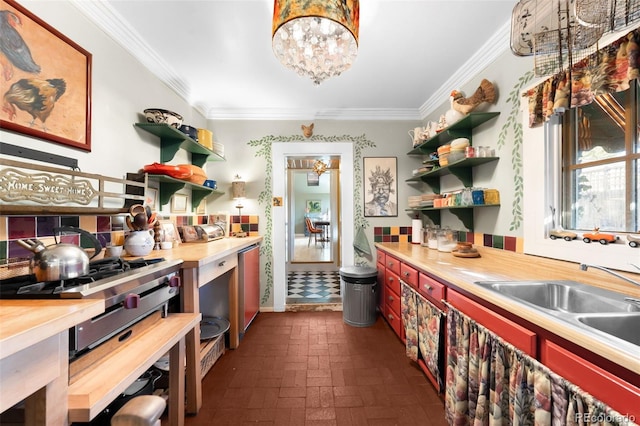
[526,27,640,127]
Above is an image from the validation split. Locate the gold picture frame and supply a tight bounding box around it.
[0,0,92,151]
[158,220,181,244]
[171,193,188,213]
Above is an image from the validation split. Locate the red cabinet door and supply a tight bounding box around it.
[447,289,537,357]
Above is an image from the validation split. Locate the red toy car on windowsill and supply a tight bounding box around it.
[582,228,619,245]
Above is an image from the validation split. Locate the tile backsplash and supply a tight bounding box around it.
[373,226,523,252]
[0,214,261,263]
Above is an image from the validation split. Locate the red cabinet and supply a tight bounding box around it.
[541,340,640,419]
[418,273,446,311]
[447,289,537,357]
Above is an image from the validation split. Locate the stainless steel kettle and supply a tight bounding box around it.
[17,226,102,282]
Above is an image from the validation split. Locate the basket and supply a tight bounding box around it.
[200,334,225,378]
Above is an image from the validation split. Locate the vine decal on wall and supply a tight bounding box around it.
[248,133,376,305]
[497,70,534,231]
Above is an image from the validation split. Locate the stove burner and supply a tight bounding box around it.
[0,257,167,298]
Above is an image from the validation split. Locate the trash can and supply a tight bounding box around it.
[340,265,378,327]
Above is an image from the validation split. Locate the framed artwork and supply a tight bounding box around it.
[195,199,206,215]
[306,200,322,214]
[171,193,188,213]
[363,157,398,217]
[158,220,181,244]
[306,172,319,186]
[0,0,92,151]
[145,188,158,211]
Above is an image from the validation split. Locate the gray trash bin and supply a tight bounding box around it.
[340,265,378,327]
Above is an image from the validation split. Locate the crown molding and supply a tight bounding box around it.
[72,1,508,121]
[418,20,510,120]
[204,107,422,121]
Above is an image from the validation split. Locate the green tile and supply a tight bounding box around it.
[493,235,504,249]
[0,241,6,261]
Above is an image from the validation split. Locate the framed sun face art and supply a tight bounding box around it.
[0,0,92,151]
[363,157,398,217]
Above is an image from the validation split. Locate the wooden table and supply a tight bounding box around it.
[313,221,330,247]
[0,299,104,426]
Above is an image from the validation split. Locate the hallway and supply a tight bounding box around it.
[184,311,447,426]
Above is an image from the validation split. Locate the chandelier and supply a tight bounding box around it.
[272,0,360,85]
[313,159,328,176]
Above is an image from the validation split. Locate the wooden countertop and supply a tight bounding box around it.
[375,242,640,375]
[132,236,262,268]
[0,299,105,359]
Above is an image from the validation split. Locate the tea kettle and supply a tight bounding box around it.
[17,226,102,282]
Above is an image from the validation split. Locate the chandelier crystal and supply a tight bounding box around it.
[272,0,359,85]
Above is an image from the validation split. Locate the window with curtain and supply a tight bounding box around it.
[559,83,639,233]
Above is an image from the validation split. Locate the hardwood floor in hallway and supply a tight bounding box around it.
[183,311,448,426]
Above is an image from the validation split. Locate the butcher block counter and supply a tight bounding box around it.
[0,299,104,425]
[375,242,640,375]
[129,235,263,415]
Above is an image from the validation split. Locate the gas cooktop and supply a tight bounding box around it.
[0,257,180,299]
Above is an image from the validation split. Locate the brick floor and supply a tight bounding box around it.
[184,311,448,426]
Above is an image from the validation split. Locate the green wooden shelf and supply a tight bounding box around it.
[406,157,499,192]
[407,112,500,155]
[135,123,225,167]
[148,174,224,209]
[405,204,500,230]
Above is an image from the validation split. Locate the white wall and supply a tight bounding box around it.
[2,0,206,212]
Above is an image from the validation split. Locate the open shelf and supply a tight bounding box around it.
[407,112,500,155]
[148,174,224,209]
[135,123,225,167]
[406,156,499,192]
[405,204,501,230]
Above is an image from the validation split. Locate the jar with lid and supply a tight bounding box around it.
[437,227,458,252]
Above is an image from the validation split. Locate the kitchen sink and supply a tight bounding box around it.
[576,313,640,346]
[474,280,639,313]
[474,280,640,349]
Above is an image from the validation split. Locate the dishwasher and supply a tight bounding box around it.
[238,244,260,335]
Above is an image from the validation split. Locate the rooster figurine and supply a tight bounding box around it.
[450,79,496,116]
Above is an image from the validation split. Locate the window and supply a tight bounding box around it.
[560,83,640,233]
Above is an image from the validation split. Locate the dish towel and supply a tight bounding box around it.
[354,226,371,257]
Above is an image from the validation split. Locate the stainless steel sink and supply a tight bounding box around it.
[474,280,639,313]
[473,280,640,350]
[576,313,640,346]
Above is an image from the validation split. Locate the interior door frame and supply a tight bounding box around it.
[272,142,354,312]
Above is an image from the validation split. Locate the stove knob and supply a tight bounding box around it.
[169,276,182,288]
[123,294,140,309]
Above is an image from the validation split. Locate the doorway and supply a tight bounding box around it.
[271,142,355,312]
[287,158,339,267]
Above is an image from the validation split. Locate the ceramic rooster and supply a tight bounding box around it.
[451,79,496,116]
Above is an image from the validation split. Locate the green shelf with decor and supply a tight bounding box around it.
[407,112,500,155]
[135,123,225,167]
[405,204,500,230]
[148,175,224,210]
[406,156,499,193]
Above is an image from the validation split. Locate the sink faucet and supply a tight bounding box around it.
[579,263,640,287]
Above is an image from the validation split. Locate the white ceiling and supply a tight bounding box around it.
[71,0,516,121]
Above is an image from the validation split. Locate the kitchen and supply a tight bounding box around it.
[1,0,640,425]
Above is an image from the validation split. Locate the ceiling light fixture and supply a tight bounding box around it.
[313,159,328,176]
[272,0,360,85]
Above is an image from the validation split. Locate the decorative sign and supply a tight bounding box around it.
[0,167,96,204]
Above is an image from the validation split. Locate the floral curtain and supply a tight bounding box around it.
[400,281,444,387]
[527,28,640,127]
[444,304,631,426]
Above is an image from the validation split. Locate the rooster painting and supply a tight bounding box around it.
[0,10,41,81]
[451,79,497,116]
[3,78,66,131]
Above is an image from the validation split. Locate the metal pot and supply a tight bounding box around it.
[17,226,102,281]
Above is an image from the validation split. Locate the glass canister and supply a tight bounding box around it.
[427,225,439,249]
[437,227,459,252]
[421,227,429,247]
